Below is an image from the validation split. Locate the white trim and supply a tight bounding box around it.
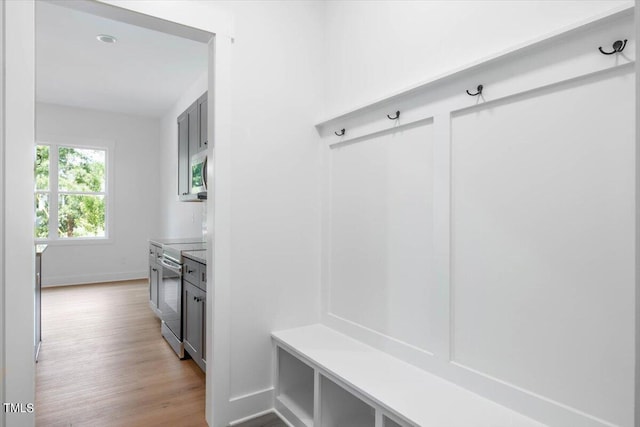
[210,34,233,427]
[314,3,634,128]
[41,271,146,287]
[228,387,275,424]
[3,1,36,425]
[272,410,296,427]
[4,2,233,425]
[635,2,640,426]
[230,387,275,403]
[228,409,280,426]
[0,1,5,422]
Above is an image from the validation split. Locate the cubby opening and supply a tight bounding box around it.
[277,347,315,426]
[383,415,405,427]
[320,376,375,427]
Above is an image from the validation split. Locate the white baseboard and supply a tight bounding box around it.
[228,387,275,425]
[42,271,146,287]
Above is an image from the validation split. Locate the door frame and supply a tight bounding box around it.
[1,1,234,426]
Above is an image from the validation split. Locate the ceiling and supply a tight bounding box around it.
[36,2,208,118]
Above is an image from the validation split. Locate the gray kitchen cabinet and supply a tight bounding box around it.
[183,255,206,372]
[148,243,161,317]
[187,101,199,163]
[177,111,190,199]
[183,281,206,372]
[198,93,208,149]
[177,91,208,202]
[183,257,200,287]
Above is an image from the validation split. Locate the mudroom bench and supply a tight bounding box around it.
[272,324,545,427]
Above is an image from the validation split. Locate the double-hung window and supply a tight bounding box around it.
[35,142,110,241]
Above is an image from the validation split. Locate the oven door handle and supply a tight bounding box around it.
[160,258,182,275]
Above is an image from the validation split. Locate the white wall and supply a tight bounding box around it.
[202,1,324,422]
[320,2,636,427]
[322,0,631,118]
[149,1,324,423]
[2,1,36,426]
[35,103,161,286]
[158,71,207,239]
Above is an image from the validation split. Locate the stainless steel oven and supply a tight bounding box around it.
[159,241,206,358]
[159,254,184,358]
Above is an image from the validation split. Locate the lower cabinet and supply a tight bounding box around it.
[148,243,161,317]
[183,261,206,372]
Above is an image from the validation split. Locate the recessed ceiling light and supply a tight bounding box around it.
[96,34,117,44]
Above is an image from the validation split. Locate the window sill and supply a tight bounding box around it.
[35,237,113,246]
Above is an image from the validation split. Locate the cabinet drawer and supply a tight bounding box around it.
[184,258,200,285]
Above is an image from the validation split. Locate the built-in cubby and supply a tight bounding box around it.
[320,376,375,427]
[273,325,545,427]
[383,416,404,427]
[276,347,315,427]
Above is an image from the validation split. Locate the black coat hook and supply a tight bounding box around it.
[599,39,627,55]
[387,110,400,120]
[335,128,345,137]
[466,84,483,96]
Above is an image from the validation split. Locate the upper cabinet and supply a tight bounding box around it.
[198,93,208,149]
[177,111,190,199]
[178,91,208,202]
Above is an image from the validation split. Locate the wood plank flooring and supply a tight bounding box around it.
[36,280,207,427]
[36,279,287,427]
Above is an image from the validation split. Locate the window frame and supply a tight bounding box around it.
[35,137,114,245]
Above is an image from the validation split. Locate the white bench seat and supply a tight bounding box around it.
[272,324,546,427]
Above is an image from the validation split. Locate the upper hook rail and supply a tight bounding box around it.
[335,128,346,137]
[599,39,627,55]
[466,84,483,97]
[387,110,400,120]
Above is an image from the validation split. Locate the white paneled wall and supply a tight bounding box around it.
[320,8,635,427]
[330,120,435,353]
[450,69,635,425]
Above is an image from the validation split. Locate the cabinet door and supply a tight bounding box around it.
[177,112,189,197]
[188,101,199,158]
[183,282,204,370]
[201,292,206,365]
[198,93,208,149]
[149,263,159,309]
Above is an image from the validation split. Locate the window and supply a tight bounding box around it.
[35,143,110,241]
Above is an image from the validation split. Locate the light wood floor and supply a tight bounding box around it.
[36,280,207,427]
[36,279,287,427]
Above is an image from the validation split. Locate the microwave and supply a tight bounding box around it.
[190,151,207,196]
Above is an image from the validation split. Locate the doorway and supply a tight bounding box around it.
[31,2,214,426]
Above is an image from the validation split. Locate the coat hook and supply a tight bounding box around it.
[387,110,400,120]
[599,39,627,55]
[466,84,483,96]
[334,128,345,137]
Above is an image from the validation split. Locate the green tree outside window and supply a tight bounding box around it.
[35,144,107,239]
